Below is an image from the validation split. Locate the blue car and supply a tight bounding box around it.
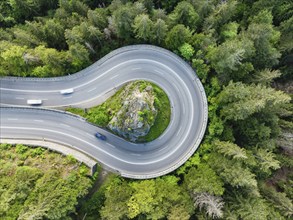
[95,132,106,141]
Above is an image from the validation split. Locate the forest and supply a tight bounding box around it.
[0,0,292,219]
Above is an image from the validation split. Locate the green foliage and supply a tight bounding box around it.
[168,1,199,29]
[0,144,92,219]
[185,163,225,196]
[208,152,258,191]
[192,58,209,83]
[225,192,271,220]
[89,110,109,127]
[179,43,195,60]
[165,24,193,51]
[111,4,136,39]
[255,149,280,174]
[213,140,248,160]
[203,0,238,33]
[66,155,78,164]
[100,178,132,220]
[218,81,291,121]
[0,143,13,150]
[133,14,153,41]
[177,153,200,175]
[246,10,281,69]
[259,182,293,217]
[220,22,239,40]
[1,0,292,219]
[142,83,171,142]
[252,69,282,84]
[151,18,168,44]
[101,176,193,219]
[206,37,255,82]
[15,144,28,154]
[68,81,170,143]
[30,147,45,157]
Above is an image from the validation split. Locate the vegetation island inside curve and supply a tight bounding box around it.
[0,0,292,219]
[67,81,171,143]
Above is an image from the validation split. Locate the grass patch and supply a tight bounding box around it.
[139,83,171,142]
[66,80,171,142]
[68,85,126,127]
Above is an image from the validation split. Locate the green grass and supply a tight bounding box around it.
[138,82,171,142]
[66,80,171,142]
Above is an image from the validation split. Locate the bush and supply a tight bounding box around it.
[15,144,28,154]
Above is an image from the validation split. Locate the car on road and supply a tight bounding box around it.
[27,99,42,105]
[95,132,106,140]
[60,88,74,95]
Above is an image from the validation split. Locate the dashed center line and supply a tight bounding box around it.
[59,123,71,128]
[62,96,72,99]
[7,118,18,121]
[106,142,116,148]
[154,69,165,75]
[176,126,182,136]
[34,120,44,122]
[174,85,180,93]
[158,147,167,152]
[87,87,96,93]
[110,74,119,80]
[86,133,93,137]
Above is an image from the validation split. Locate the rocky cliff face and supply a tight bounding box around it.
[108,82,157,142]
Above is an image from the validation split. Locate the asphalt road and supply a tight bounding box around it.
[0,45,208,179]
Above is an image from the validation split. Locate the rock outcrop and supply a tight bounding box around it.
[108,82,157,142]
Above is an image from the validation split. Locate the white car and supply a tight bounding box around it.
[60,88,74,95]
[27,99,42,105]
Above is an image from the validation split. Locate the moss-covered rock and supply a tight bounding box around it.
[108,82,157,142]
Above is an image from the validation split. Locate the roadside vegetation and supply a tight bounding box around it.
[0,0,292,219]
[0,143,93,219]
[67,80,171,142]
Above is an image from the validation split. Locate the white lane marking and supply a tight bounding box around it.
[15,97,24,100]
[158,133,166,140]
[132,67,141,70]
[59,123,71,128]
[86,133,93,137]
[131,153,141,156]
[106,142,116,149]
[176,126,182,136]
[43,98,48,100]
[158,147,167,152]
[87,87,96,93]
[110,74,119,80]
[154,69,164,75]
[174,84,180,93]
[34,120,44,122]
[62,96,72,99]
[7,118,18,121]
[182,106,185,114]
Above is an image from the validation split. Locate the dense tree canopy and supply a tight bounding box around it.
[0,0,292,219]
[0,144,92,219]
